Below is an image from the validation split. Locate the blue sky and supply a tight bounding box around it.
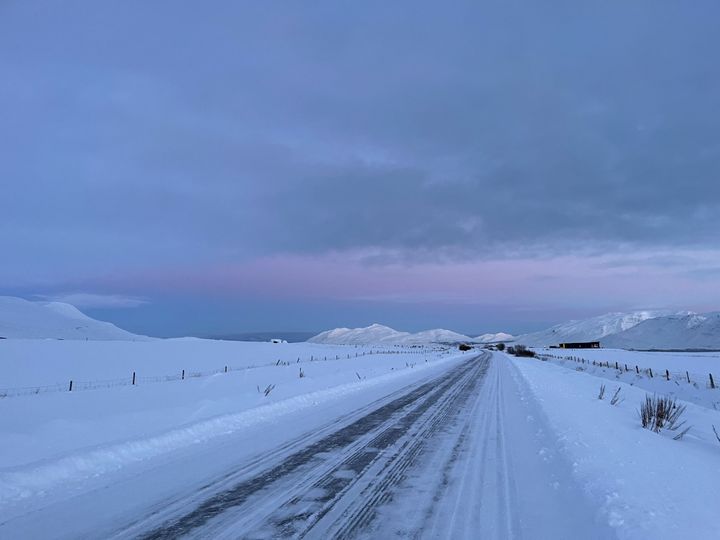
[3,1,720,336]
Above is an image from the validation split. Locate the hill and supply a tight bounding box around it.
[0,296,147,340]
[602,312,720,350]
[475,332,514,343]
[514,311,675,347]
[307,324,475,345]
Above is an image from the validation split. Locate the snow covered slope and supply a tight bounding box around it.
[602,312,720,350]
[308,324,473,345]
[0,296,146,341]
[307,324,410,344]
[398,328,473,344]
[514,310,674,347]
[475,332,514,343]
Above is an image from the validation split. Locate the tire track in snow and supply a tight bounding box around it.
[317,355,490,539]
[128,354,489,539]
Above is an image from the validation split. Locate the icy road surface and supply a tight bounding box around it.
[116,353,611,539]
[3,353,614,539]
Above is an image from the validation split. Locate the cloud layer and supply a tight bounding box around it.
[2,1,720,332]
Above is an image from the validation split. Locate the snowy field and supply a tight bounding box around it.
[534,347,720,410]
[0,339,462,509]
[2,340,720,538]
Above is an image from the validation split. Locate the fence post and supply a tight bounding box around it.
[686,371,690,383]
[649,368,653,378]
[182,369,185,380]
[624,364,628,371]
[69,380,73,392]
[615,361,618,370]
[224,365,228,373]
[711,373,716,389]
[636,365,639,374]
[665,369,669,381]
[132,371,136,385]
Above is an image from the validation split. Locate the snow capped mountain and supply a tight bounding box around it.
[398,329,473,345]
[0,296,147,340]
[602,312,720,350]
[307,324,410,345]
[475,332,514,343]
[308,324,473,345]
[515,310,676,347]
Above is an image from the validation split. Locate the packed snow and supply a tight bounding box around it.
[0,296,147,341]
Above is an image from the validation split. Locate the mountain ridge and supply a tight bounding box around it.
[308,324,516,345]
[602,312,720,350]
[513,310,679,347]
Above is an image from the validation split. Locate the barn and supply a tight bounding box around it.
[557,341,600,349]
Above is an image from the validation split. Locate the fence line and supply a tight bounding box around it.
[0,347,426,399]
[539,353,718,390]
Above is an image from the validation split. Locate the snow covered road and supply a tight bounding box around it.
[2,352,615,539]
[109,353,609,539]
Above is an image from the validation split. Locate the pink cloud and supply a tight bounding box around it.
[91,248,720,312]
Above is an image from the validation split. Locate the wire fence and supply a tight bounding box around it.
[539,352,718,390]
[0,347,426,399]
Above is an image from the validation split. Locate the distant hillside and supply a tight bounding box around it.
[400,328,474,345]
[307,324,476,345]
[475,332,514,343]
[0,296,148,340]
[514,311,676,347]
[602,312,720,350]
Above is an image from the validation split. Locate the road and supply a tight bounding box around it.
[102,352,614,539]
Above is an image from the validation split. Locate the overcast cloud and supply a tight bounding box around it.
[2,1,720,334]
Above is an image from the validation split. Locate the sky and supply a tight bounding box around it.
[2,1,720,337]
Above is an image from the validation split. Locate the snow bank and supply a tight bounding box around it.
[509,354,720,539]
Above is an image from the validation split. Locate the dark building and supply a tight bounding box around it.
[558,341,600,349]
